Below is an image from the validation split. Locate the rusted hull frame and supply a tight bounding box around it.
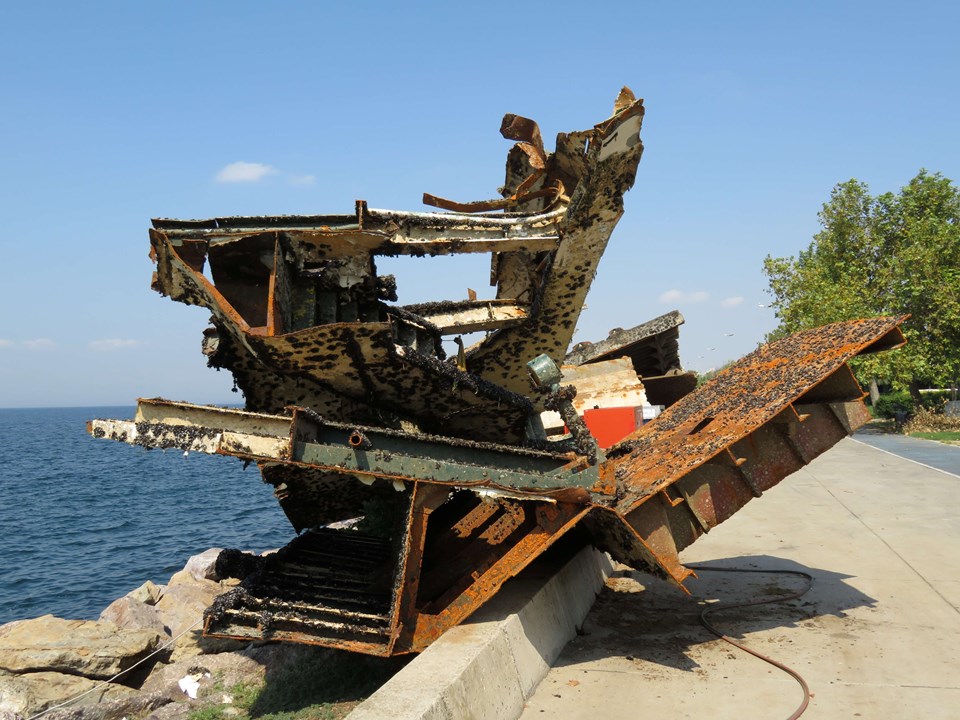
[464,102,647,397]
[150,232,537,443]
[81,85,912,657]
[198,483,588,656]
[89,317,907,656]
[596,316,908,587]
[148,97,648,440]
[400,490,588,652]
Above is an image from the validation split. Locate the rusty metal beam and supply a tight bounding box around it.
[566,310,685,374]
[464,100,647,396]
[154,213,564,257]
[399,300,529,334]
[88,398,605,496]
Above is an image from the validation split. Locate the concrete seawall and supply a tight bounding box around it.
[348,547,613,720]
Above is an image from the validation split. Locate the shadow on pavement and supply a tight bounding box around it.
[550,555,876,673]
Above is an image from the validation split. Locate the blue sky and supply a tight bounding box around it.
[1,1,958,408]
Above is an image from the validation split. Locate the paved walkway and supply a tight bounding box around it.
[520,438,960,719]
[852,429,960,477]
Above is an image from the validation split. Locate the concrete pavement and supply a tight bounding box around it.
[520,437,960,719]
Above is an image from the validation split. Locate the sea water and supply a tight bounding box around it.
[0,407,295,624]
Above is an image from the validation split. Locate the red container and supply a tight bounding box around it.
[582,406,642,449]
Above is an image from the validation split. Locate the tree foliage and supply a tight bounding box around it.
[763,170,960,391]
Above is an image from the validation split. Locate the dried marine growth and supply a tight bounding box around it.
[89,89,907,656]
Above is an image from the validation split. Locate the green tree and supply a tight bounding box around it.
[763,170,960,399]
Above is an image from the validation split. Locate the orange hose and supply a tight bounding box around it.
[687,566,814,720]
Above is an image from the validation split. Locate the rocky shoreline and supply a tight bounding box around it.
[0,548,349,720]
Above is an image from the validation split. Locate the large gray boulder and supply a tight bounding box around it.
[99,596,168,638]
[0,616,162,681]
[126,580,164,606]
[152,562,246,662]
[155,579,220,639]
[183,549,223,583]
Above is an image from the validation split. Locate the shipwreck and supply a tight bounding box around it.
[89,88,906,656]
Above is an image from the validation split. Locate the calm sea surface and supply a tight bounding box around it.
[0,407,295,625]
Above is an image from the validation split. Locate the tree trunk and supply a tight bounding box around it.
[869,378,880,405]
[908,380,923,403]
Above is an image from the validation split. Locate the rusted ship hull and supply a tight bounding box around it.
[90,316,905,655]
[88,88,907,656]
